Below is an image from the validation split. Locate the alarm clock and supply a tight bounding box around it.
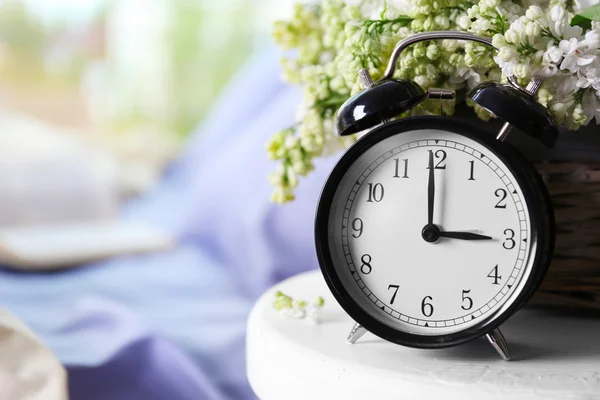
[315,31,557,361]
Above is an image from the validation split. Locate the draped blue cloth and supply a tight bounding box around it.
[0,46,340,399]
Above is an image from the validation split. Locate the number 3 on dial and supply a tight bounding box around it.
[503,229,516,249]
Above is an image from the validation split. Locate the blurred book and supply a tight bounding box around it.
[0,221,173,270]
[0,112,174,270]
[0,111,118,226]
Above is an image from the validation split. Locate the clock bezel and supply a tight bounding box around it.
[315,116,554,349]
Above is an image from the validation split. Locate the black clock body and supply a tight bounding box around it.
[315,116,555,349]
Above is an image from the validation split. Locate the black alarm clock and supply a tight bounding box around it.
[315,31,557,361]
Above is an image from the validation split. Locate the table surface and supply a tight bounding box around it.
[247,270,600,400]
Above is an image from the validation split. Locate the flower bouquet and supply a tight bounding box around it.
[267,0,600,311]
[267,0,600,202]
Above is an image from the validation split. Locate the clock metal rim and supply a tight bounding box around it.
[315,116,555,349]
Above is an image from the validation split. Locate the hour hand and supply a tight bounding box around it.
[438,231,492,240]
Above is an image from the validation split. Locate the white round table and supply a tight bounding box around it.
[247,271,600,400]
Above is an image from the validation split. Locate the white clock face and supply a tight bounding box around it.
[327,129,535,336]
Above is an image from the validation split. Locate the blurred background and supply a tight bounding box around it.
[0,1,323,399]
[0,0,286,212]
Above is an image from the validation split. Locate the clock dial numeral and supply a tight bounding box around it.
[421,296,434,317]
[468,160,475,180]
[366,183,384,203]
[461,289,473,310]
[351,218,363,238]
[487,265,502,285]
[393,158,409,178]
[495,188,508,209]
[360,254,372,274]
[503,229,516,249]
[426,150,447,170]
[388,284,400,304]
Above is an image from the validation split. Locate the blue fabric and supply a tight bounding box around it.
[0,46,340,400]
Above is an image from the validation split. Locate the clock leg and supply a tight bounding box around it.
[486,328,512,361]
[347,322,367,344]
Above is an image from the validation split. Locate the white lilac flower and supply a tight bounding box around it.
[414,75,432,87]
[581,30,600,51]
[387,0,412,15]
[583,89,600,123]
[573,0,598,13]
[273,291,325,322]
[514,63,533,78]
[556,74,580,97]
[306,296,326,323]
[558,38,596,73]
[570,102,588,128]
[548,6,582,40]
[450,66,482,88]
[549,101,571,120]
[538,62,559,78]
[494,47,519,76]
[525,5,544,21]
[544,45,564,64]
[426,43,440,60]
[537,87,554,107]
[467,0,517,37]
[577,63,600,93]
[547,75,580,125]
[457,14,471,30]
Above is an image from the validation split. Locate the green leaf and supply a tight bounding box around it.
[571,4,600,31]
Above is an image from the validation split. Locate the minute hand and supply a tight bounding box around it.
[427,150,435,226]
[438,231,492,240]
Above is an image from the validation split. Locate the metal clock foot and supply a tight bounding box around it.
[486,328,512,361]
[347,323,367,344]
